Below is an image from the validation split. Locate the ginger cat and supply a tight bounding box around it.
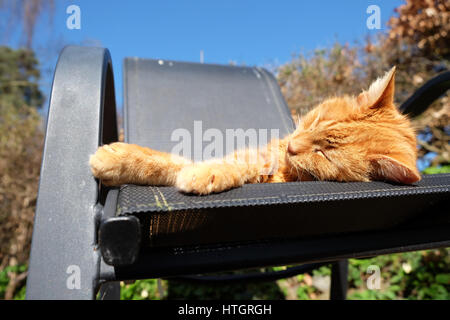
[90,67,420,195]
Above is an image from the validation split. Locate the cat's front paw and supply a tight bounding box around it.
[176,163,241,195]
[89,143,133,186]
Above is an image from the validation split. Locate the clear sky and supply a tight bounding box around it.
[15,0,405,110]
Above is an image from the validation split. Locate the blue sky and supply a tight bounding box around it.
[4,0,405,111]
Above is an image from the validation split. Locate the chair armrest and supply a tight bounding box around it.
[27,46,118,299]
[400,71,450,117]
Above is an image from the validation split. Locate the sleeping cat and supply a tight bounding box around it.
[90,66,420,195]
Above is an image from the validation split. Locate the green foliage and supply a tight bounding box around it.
[119,274,285,300]
[0,46,43,109]
[1,250,447,300]
[0,264,27,300]
[423,165,450,174]
[347,249,449,300]
[116,249,449,300]
[165,269,285,300]
[312,265,331,277]
[0,46,43,300]
[120,279,161,300]
[296,283,315,300]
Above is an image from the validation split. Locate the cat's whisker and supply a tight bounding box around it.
[291,164,301,181]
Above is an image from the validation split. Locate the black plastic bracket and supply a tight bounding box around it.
[98,189,142,266]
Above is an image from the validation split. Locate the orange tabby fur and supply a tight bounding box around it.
[90,67,420,195]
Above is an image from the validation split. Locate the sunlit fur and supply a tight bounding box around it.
[90,67,420,195]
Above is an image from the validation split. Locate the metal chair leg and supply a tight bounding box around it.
[97,282,121,300]
[330,259,348,300]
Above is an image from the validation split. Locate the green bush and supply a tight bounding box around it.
[423,165,450,174]
[115,248,449,300]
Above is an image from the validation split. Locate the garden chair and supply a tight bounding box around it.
[26,46,449,299]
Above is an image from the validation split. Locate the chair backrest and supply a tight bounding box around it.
[123,58,294,159]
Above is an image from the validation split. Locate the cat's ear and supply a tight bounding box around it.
[369,154,421,184]
[357,66,396,109]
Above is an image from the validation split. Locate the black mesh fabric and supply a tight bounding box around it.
[117,174,450,247]
[123,58,294,154]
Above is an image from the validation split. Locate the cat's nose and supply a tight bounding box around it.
[287,142,297,155]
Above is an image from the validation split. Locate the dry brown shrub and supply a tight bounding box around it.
[277,30,449,166]
[0,103,43,270]
[387,0,450,59]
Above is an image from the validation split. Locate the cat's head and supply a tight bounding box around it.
[286,67,421,184]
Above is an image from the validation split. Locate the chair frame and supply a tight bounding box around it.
[26,46,450,300]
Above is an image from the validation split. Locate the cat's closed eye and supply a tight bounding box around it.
[314,149,328,160]
[325,138,335,145]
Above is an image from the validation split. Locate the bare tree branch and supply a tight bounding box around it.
[0,0,55,48]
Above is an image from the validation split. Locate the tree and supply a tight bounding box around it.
[277,2,449,167]
[0,0,58,299]
[0,0,55,48]
[0,46,44,109]
[387,0,450,59]
[0,47,44,299]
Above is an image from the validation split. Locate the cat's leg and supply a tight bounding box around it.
[175,148,273,195]
[89,142,191,186]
